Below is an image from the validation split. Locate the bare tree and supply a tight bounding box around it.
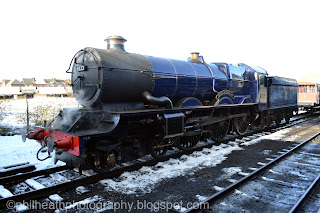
[0,100,9,121]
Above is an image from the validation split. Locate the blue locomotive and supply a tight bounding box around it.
[27,36,298,172]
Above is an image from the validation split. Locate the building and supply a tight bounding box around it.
[5,79,24,87]
[22,78,36,87]
[0,78,72,99]
[1,80,11,87]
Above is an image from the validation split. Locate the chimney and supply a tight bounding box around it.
[104,35,127,52]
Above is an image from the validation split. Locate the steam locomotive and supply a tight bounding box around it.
[27,36,298,172]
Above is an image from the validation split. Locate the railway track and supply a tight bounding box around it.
[292,172,320,212]
[176,131,320,213]
[289,173,320,213]
[0,165,70,185]
[0,162,36,178]
[0,113,315,211]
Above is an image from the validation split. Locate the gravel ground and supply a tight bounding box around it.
[51,138,296,213]
[209,142,320,212]
[53,117,320,213]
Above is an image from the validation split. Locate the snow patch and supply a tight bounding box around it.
[49,194,64,202]
[25,179,45,190]
[15,203,29,212]
[1,97,78,131]
[76,186,90,195]
[241,128,291,146]
[220,167,242,180]
[173,204,187,212]
[102,143,242,195]
[234,189,259,199]
[263,150,272,155]
[0,135,65,170]
[0,185,13,198]
[219,202,227,206]
[49,173,69,183]
[196,194,207,201]
[64,195,102,210]
[212,186,224,191]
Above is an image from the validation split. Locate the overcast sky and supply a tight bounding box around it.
[1,0,319,81]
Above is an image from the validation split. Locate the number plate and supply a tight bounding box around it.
[75,64,87,72]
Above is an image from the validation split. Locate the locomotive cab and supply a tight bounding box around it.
[253,66,268,111]
[212,63,253,105]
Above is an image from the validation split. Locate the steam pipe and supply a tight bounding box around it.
[142,91,173,109]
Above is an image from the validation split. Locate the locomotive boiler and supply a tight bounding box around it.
[27,36,298,172]
[72,36,219,109]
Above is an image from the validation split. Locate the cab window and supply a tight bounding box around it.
[259,75,265,86]
[229,66,249,80]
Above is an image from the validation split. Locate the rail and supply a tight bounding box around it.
[177,131,320,213]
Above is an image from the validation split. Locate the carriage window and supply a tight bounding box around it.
[299,85,316,93]
[299,85,303,93]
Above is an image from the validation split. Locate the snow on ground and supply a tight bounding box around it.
[25,178,46,189]
[195,194,207,201]
[218,167,242,180]
[0,135,65,170]
[101,129,293,195]
[101,143,243,195]
[0,185,14,198]
[63,195,103,210]
[240,128,292,146]
[213,186,224,191]
[0,97,78,134]
[3,97,78,115]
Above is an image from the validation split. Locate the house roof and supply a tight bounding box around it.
[2,79,11,86]
[1,78,71,87]
[55,79,65,85]
[7,79,24,86]
[44,79,56,84]
[22,78,35,85]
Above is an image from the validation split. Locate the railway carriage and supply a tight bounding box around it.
[26,36,298,172]
[297,82,320,113]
